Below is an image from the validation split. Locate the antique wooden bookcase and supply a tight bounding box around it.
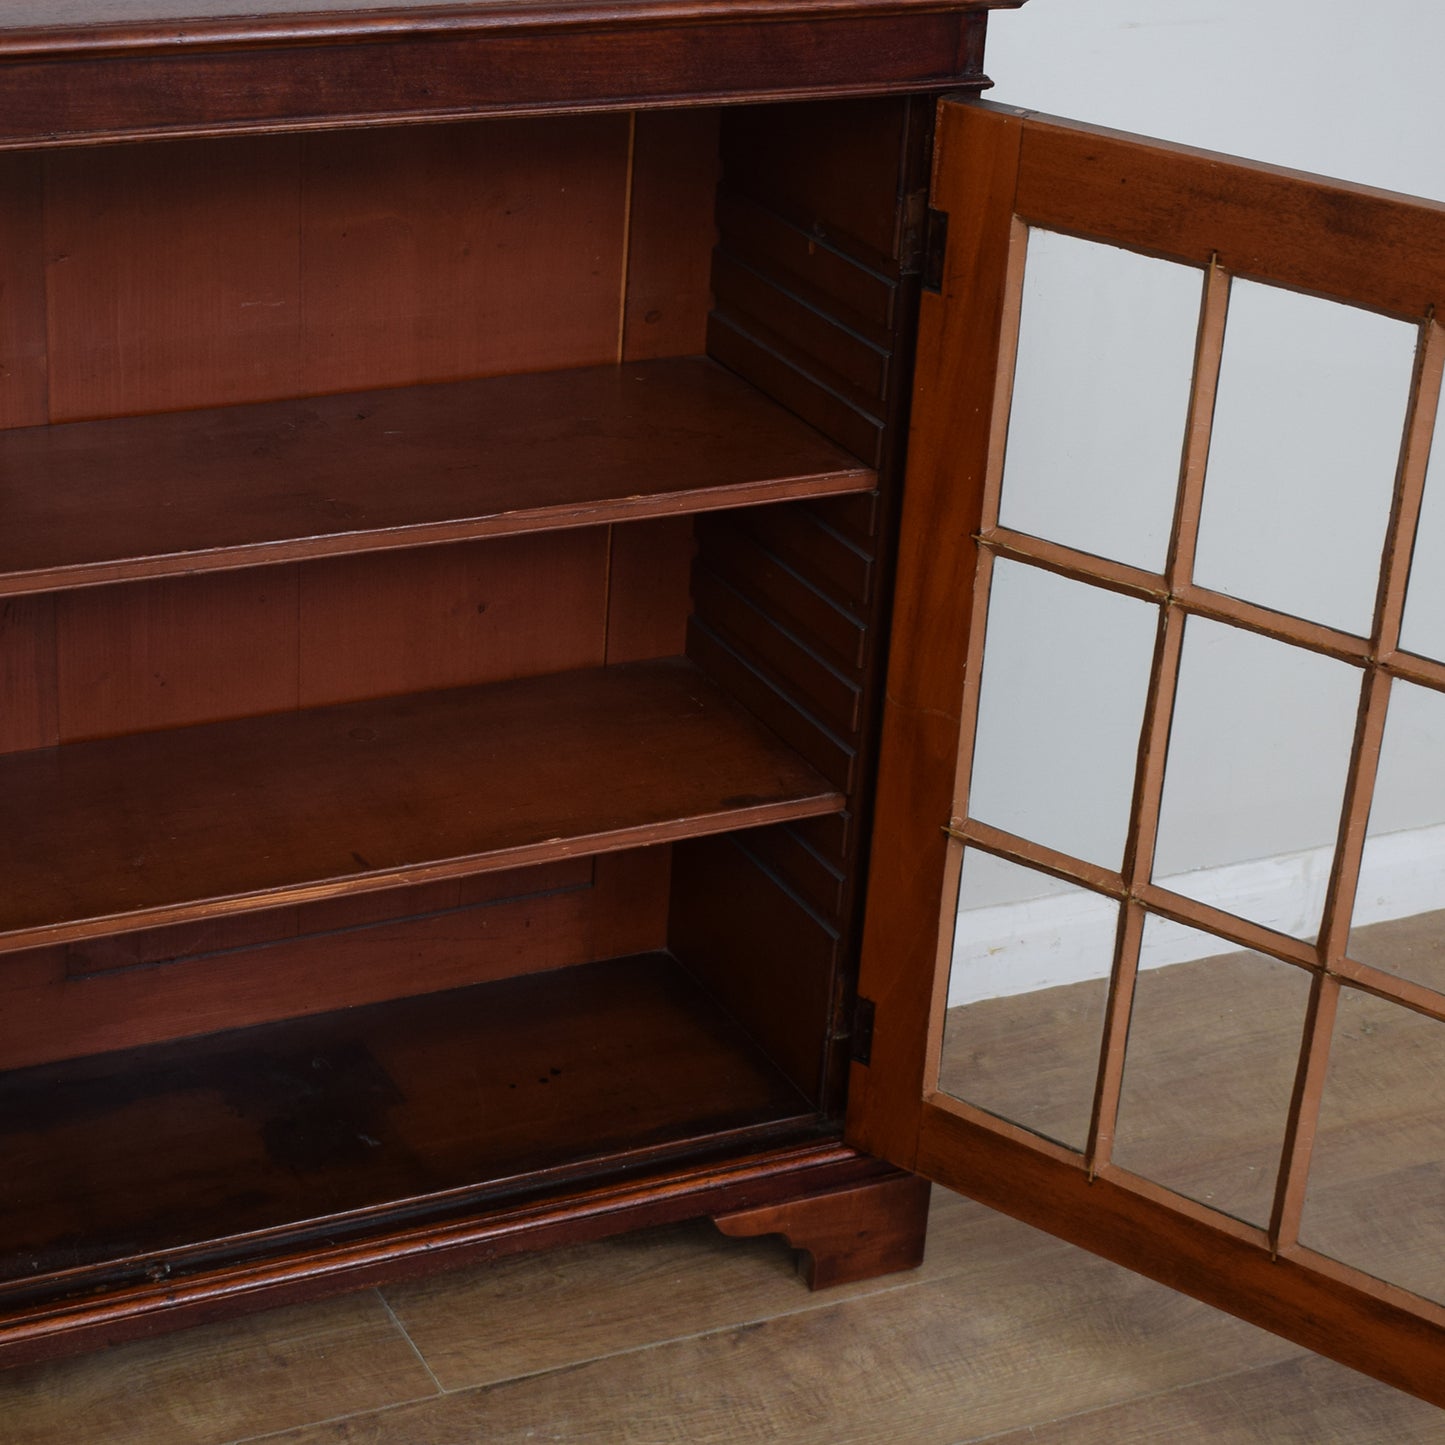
[1,0,1443,1407]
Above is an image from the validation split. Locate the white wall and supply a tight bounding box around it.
[949,0,1445,995]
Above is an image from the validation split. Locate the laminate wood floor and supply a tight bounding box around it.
[9,915,1445,1441]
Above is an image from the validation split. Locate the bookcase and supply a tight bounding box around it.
[0,0,1014,1361]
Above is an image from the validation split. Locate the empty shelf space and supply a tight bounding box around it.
[0,357,875,595]
[0,657,843,951]
[0,952,818,1298]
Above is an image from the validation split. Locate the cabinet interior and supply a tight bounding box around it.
[0,96,928,1306]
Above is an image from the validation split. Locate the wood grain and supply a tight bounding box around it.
[0,1293,437,1445]
[54,567,300,741]
[264,1207,1300,1445]
[846,97,1025,1162]
[298,117,627,393]
[383,1188,1004,1394]
[621,109,720,362]
[43,135,304,422]
[670,833,840,1101]
[0,596,57,753]
[0,953,812,1290]
[0,153,46,429]
[1009,103,1445,319]
[714,1171,930,1288]
[0,13,994,151]
[0,658,841,951]
[0,854,673,1070]
[603,516,696,664]
[983,1354,1445,1444]
[0,358,873,595]
[296,532,608,707]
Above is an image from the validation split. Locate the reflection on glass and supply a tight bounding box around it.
[998,229,1201,572]
[1193,280,1415,635]
[1153,616,1359,939]
[1300,986,1445,1305]
[939,849,1116,1152]
[1400,382,1445,663]
[1113,915,1310,1226]
[969,559,1157,871]
[1348,679,1445,991]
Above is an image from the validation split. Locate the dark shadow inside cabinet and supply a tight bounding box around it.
[0,95,929,1311]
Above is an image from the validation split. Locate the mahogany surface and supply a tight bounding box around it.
[0,1,1015,151]
[0,358,872,595]
[0,0,984,1372]
[0,658,843,952]
[0,952,814,1300]
[714,1169,930,1287]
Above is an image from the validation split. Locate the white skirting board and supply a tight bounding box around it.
[947,823,1445,1006]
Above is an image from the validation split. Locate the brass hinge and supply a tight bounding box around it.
[851,995,877,1066]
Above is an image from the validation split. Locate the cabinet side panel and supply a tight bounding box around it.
[686,97,933,1112]
[669,833,838,1104]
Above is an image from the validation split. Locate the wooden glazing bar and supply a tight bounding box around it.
[974,526,1164,603]
[1083,259,1223,1175]
[1333,956,1445,1027]
[1171,583,1372,666]
[975,528,1373,665]
[1316,668,1393,964]
[944,818,1125,900]
[1084,898,1144,1175]
[1169,257,1230,582]
[1372,318,1445,659]
[1297,318,1444,960]
[977,216,1030,534]
[1381,647,1445,693]
[1268,971,1341,1254]
[1083,601,1186,1175]
[1272,319,1445,1251]
[1133,883,1321,972]
[943,545,997,821]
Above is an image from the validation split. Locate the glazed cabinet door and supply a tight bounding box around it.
[848,97,1445,1403]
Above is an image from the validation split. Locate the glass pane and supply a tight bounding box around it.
[997,229,1201,573]
[968,559,1158,870]
[1400,381,1445,663]
[1300,986,1445,1305]
[1153,616,1360,940]
[1114,916,1311,1227]
[1193,280,1415,635]
[939,848,1115,1152]
[1348,679,1445,991]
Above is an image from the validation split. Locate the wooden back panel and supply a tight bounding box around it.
[0,110,716,1060]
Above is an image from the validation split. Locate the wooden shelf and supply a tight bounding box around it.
[0,952,818,1299]
[0,658,843,953]
[0,357,874,597]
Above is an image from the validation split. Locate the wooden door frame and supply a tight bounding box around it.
[847,97,1445,1404]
